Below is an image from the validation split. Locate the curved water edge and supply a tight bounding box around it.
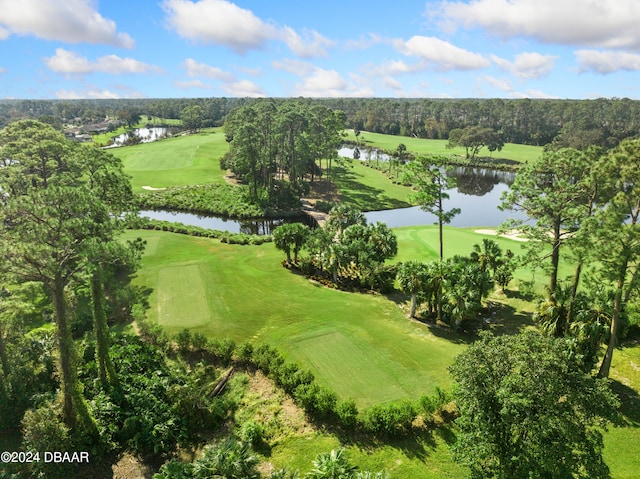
[139,150,524,233]
[139,210,315,235]
[107,127,175,147]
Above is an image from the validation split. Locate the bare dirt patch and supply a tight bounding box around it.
[112,453,155,479]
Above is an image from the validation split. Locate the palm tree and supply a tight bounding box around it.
[192,438,259,479]
[305,449,357,479]
[470,238,503,278]
[397,261,428,317]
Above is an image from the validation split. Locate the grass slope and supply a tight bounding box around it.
[125,227,640,477]
[111,128,228,191]
[126,229,467,407]
[345,130,543,164]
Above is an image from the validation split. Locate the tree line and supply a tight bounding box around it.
[4,97,640,148]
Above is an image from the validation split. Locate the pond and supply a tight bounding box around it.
[339,146,525,228]
[140,148,525,233]
[109,127,172,147]
[140,210,315,235]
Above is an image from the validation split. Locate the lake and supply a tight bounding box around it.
[140,147,526,233]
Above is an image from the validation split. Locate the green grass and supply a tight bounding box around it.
[111,128,228,191]
[268,432,468,478]
[329,160,412,211]
[124,226,640,477]
[345,130,543,164]
[125,229,467,407]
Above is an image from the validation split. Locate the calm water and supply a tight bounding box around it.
[110,127,171,147]
[140,210,314,235]
[340,146,525,228]
[140,148,525,233]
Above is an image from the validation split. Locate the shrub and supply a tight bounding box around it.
[21,402,72,479]
[240,420,264,446]
[153,460,194,479]
[361,400,416,436]
[192,438,259,479]
[335,398,359,429]
[175,328,192,354]
[294,383,337,418]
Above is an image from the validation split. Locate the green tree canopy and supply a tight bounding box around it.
[449,331,620,479]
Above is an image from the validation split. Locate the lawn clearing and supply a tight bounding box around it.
[345,130,543,164]
[125,229,465,407]
[327,160,412,211]
[111,128,228,191]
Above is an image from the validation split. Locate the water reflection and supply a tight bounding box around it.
[447,166,516,196]
[140,210,314,235]
[109,127,172,147]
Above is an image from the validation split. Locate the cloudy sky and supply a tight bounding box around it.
[1,0,639,99]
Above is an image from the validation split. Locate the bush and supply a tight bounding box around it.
[240,420,264,446]
[294,383,337,418]
[175,328,192,354]
[335,398,359,429]
[361,400,416,436]
[207,338,236,366]
[21,402,72,479]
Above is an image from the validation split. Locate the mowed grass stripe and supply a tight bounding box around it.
[125,229,465,406]
[157,263,209,329]
[289,331,411,406]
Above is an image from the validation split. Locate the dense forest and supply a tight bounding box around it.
[2,97,640,147]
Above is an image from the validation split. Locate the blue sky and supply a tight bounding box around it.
[1,0,639,99]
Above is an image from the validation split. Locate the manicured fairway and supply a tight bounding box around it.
[124,229,466,407]
[111,128,228,191]
[345,130,543,164]
[124,227,640,477]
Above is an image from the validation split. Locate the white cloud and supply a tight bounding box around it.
[44,49,163,75]
[575,49,640,74]
[56,88,122,99]
[491,52,557,79]
[162,0,276,53]
[221,79,265,97]
[344,33,386,51]
[383,76,404,91]
[174,79,213,89]
[0,66,6,74]
[293,68,373,97]
[0,0,134,48]
[163,0,333,57]
[181,58,234,81]
[509,89,560,99]
[272,58,317,76]
[394,36,490,70]
[432,0,640,50]
[481,75,513,92]
[281,27,333,58]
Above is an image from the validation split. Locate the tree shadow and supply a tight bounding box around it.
[610,380,640,427]
[484,302,536,336]
[331,165,411,211]
[338,428,438,464]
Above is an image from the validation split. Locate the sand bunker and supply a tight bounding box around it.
[141,185,166,191]
[474,229,529,242]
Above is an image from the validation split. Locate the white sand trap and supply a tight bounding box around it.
[474,229,529,242]
[141,185,166,191]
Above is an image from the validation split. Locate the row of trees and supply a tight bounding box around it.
[500,140,640,377]
[223,100,346,202]
[6,97,640,147]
